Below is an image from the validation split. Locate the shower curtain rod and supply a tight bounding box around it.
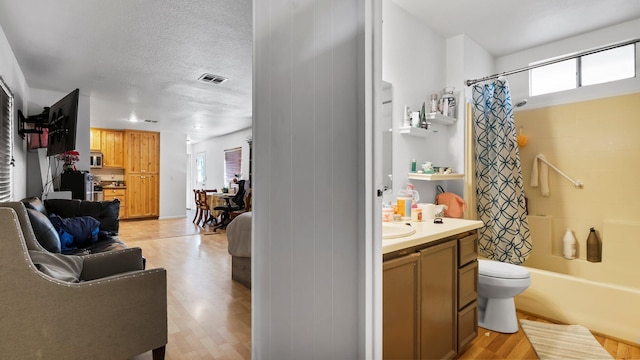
[465,37,640,86]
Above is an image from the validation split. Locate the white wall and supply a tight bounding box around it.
[382,0,450,204]
[253,0,369,358]
[159,130,187,219]
[496,18,640,109]
[190,128,251,191]
[0,23,29,200]
[445,35,494,198]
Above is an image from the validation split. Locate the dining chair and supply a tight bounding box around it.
[192,189,201,224]
[195,190,212,226]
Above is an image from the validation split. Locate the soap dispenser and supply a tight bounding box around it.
[586,227,602,262]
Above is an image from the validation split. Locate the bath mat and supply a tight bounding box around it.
[520,319,613,360]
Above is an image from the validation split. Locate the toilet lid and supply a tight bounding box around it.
[478,259,530,279]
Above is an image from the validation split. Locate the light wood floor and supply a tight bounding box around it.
[123,213,251,360]
[121,212,639,359]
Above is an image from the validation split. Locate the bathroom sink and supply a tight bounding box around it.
[382,222,416,240]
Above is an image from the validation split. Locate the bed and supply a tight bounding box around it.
[226,211,252,288]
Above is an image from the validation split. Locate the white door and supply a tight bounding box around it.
[195,152,206,189]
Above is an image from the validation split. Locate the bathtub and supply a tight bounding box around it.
[514,215,640,345]
[516,266,640,345]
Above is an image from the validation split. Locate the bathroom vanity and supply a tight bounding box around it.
[383,218,483,360]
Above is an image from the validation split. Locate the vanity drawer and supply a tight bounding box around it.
[458,234,478,266]
[458,260,478,309]
[458,301,478,352]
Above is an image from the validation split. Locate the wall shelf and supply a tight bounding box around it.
[426,112,456,125]
[398,126,437,137]
[408,173,464,181]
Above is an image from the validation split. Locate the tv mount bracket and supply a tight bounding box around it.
[18,107,51,139]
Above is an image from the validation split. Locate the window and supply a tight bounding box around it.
[530,43,636,96]
[0,77,13,202]
[224,147,242,185]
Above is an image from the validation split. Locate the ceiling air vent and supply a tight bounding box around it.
[198,73,228,84]
[144,119,158,123]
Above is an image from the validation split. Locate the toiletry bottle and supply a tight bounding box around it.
[403,105,411,127]
[562,229,576,259]
[411,159,417,173]
[586,227,602,262]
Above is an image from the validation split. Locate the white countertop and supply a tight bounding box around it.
[382,218,484,254]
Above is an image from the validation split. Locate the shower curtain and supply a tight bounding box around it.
[472,78,531,265]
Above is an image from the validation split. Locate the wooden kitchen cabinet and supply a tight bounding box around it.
[383,253,420,360]
[101,130,124,168]
[126,174,159,218]
[90,128,102,151]
[125,130,160,173]
[124,130,160,219]
[102,188,126,219]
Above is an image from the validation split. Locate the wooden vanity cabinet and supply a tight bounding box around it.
[383,253,420,360]
[457,234,479,351]
[420,240,458,360]
[383,230,478,360]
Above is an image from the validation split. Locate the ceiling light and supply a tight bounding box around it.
[129,114,138,123]
[198,73,228,84]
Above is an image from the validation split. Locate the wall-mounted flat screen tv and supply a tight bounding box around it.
[46,88,79,157]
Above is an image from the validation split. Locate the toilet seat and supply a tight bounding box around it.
[478,259,530,279]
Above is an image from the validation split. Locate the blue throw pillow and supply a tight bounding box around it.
[48,214,100,249]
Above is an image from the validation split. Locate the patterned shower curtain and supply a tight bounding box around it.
[472,78,531,265]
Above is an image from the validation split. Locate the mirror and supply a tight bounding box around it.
[382,81,393,192]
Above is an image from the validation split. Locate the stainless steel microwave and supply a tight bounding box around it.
[90,152,103,168]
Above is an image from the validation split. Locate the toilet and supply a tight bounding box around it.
[477,259,531,333]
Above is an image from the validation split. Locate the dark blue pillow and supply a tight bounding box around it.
[48,215,100,250]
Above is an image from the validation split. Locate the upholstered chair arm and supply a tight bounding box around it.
[80,247,145,281]
[0,208,167,359]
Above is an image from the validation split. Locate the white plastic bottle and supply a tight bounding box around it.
[563,229,576,259]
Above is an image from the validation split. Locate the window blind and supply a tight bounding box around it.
[0,77,13,202]
[224,147,242,185]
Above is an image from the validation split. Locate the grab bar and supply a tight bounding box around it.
[537,156,583,188]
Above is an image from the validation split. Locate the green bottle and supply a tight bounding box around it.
[586,227,602,262]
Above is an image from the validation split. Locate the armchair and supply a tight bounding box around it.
[0,203,167,359]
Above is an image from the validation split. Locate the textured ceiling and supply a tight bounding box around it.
[0,0,252,143]
[392,0,640,57]
[1,1,639,144]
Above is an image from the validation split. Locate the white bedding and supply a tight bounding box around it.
[226,211,252,257]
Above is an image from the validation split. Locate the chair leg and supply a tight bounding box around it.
[192,208,199,223]
[196,208,204,226]
[201,209,210,225]
[213,212,230,231]
[152,345,166,360]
